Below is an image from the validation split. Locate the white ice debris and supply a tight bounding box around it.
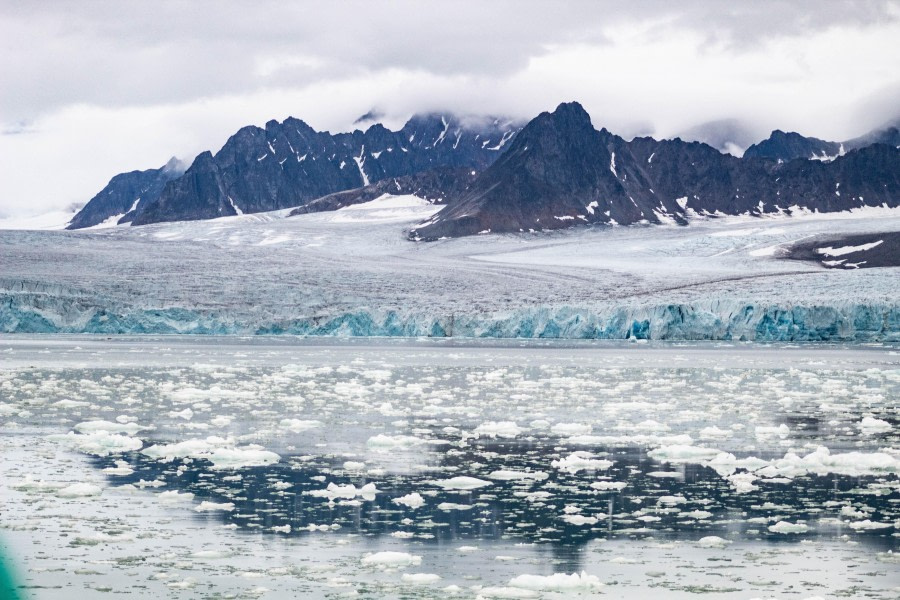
[194,501,235,512]
[847,520,893,530]
[308,482,379,501]
[361,551,422,568]
[768,521,809,534]
[56,430,143,456]
[590,481,627,491]
[56,483,103,498]
[551,451,613,474]
[142,437,279,469]
[402,573,441,584]
[697,536,732,548]
[487,470,549,482]
[648,444,720,462]
[562,514,598,526]
[474,421,522,438]
[366,434,428,451]
[508,571,603,591]
[74,420,147,434]
[158,490,195,503]
[429,476,493,490]
[858,416,891,434]
[279,418,322,432]
[754,423,790,438]
[393,492,426,509]
[550,422,592,436]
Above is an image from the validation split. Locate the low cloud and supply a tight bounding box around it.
[1,1,898,216]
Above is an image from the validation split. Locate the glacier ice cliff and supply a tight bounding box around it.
[2,289,898,341]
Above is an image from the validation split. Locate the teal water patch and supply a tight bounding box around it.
[0,545,24,600]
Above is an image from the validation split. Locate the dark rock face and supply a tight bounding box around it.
[743,130,842,161]
[786,231,900,269]
[288,167,477,215]
[124,114,520,226]
[743,117,900,162]
[66,157,184,229]
[845,122,900,151]
[409,102,900,240]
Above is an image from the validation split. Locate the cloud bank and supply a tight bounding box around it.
[1,0,898,216]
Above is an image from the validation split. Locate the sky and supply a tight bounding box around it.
[1,0,899,218]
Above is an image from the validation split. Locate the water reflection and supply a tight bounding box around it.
[94,434,898,571]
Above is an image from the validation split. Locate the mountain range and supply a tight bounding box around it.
[68,103,900,239]
[409,103,900,240]
[69,114,521,229]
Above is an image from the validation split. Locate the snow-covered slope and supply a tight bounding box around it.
[1,196,898,340]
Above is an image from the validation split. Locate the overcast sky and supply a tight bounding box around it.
[1,0,899,217]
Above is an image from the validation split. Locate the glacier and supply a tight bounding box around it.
[1,196,899,341]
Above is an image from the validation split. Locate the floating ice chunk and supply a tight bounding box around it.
[190,549,233,559]
[430,476,493,490]
[11,475,66,493]
[361,551,422,568]
[699,426,732,440]
[765,446,899,478]
[562,514,598,526]
[476,586,539,598]
[552,451,613,474]
[158,490,195,503]
[206,447,279,469]
[755,424,790,438]
[71,532,135,545]
[210,415,233,427]
[102,459,134,476]
[195,501,235,512]
[648,471,682,478]
[475,421,522,438]
[847,520,893,530]
[53,399,90,408]
[590,481,627,491]
[508,571,603,592]
[57,430,143,456]
[142,436,228,459]
[391,531,414,538]
[438,502,473,511]
[684,510,713,519]
[648,445,720,462]
[551,422,592,436]
[697,536,731,548]
[74,420,146,434]
[393,492,425,509]
[402,573,441,584]
[840,505,869,519]
[279,418,322,432]
[271,524,291,533]
[142,437,279,469]
[487,470,549,482]
[768,521,809,534]
[858,416,891,434]
[657,495,687,505]
[309,482,379,501]
[366,434,428,451]
[169,408,194,420]
[56,483,103,498]
[343,461,366,471]
[726,472,759,493]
